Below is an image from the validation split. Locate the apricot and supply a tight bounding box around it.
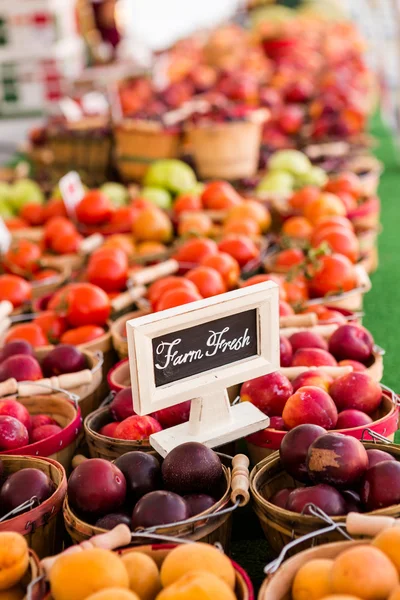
[49,548,129,600]
[160,543,235,590]
[132,206,173,243]
[156,570,236,600]
[321,597,362,600]
[331,545,398,600]
[0,587,25,600]
[372,528,400,574]
[0,532,29,591]
[292,559,334,600]
[389,586,400,600]
[121,552,161,600]
[86,591,139,600]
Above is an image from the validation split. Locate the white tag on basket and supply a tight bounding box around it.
[0,218,11,254]
[59,171,85,218]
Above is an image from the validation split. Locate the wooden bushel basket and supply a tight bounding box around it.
[115,120,181,181]
[0,456,66,559]
[31,263,71,300]
[187,114,265,180]
[247,386,398,465]
[63,454,249,554]
[250,440,400,555]
[107,358,130,392]
[0,390,82,472]
[111,309,151,359]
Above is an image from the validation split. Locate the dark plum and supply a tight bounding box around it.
[286,484,346,516]
[361,461,400,511]
[0,340,33,362]
[184,494,216,517]
[307,433,368,487]
[269,488,293,509]
[366,449,396,469]
[162,442,223,495]
[279,424,326,483]
[114,452,161,503]
[0,468,53,516]
[110,388,136,421]
[131,490,189,529]
[95,512,132,530]
[42,344,87,376]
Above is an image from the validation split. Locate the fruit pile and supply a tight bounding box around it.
[48,541,239,600]
[67,443,225,530]
[289,530,400,600]
[272,427,400,516]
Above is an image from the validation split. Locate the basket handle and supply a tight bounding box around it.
[231,454,250,507]
[346,512,400,537]
[110,285,147,313]
[0,372,92,398]
[79,233,104,256]
[279,313,317,328]
[129,259,179,286]
[0,300,13,321]
[0,317,11,338]
[40,523,132,574]
[0,381,80,406]
[71,454,88,469]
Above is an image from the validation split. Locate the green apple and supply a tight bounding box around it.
[269,150,312,177]
[100,182,129,207]
[0,199,14,219]
[296,166,328,188]
[257,171,295,194]
[144,160,197,194]
[141,186,172,210]
[10,179,44,211]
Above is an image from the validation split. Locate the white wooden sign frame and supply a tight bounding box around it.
[126,281,279,455]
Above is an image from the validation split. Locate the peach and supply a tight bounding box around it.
[99,422,120,437]
[328,324,374,364]
[282,386,338,430]
[0,354,43,382]
[160,543,235,590]
[279,300,295,316]
[110,388,136,421]
[338,360,367,372]
[390,589,400,600]
[0,399,31,432]
[329,373,382,414]
[0,416,28,450]
[114,416,162,441]
[292,558,334,600]
[289,331,328,353]
[268,416,287,430]
[292,369,333,392]
[156,570,236,600]
[86,591,139,600]
[49,548,130,600]
[336,410,373,429]
[31,414,57,429]
[0,533,29,591]
[280,335,293,367]
[331,545,399,599]
[240,372,293,416]
[292,348,337,367]
[0,586,25,599]
[373,528,400,575]
[121,552,161,600]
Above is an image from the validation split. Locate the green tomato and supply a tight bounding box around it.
[269,150,312,177]
[100,182,129,207]
[141,186,172,210]
[144,160,197,194]
[10,179,44,211]
[257,171,295,194]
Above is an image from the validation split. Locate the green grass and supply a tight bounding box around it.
[363,114,399,390]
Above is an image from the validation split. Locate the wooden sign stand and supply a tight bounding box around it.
[126,281,280,456]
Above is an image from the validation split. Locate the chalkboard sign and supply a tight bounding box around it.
[153,309,258,387]
[126,281,279,455]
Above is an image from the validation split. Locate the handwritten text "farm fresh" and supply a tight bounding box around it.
[155,327,251,371]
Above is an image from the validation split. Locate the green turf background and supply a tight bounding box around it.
[230,113,399,592]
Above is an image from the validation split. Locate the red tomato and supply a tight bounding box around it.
[241,274,287,301]
[274,248,305,273]
[148,277,199,308]
[51,231,83,255]
[217,235,260,267]
[43,217,76,248]
[5,323,48,347]
[4,240,41,274]
[0,274,31,308]
[156,288,203,311]
[75,190,114,225]
[48,283,111,327]
[87,251,128,293]
[42,198,68,221]
[20,203,45,226]
[201,181,243,210]
[173,238,218,266]
[185,266,226,298]
[60,325,105,345]
[108,205,138,231]
[200,252,240,290]
[308,254,357,298]
[173,193,202,215]
[33,311,68,343]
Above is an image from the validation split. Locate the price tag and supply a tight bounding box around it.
[59,171,85,218]
[0,218,11,254]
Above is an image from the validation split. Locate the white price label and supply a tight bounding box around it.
[0,218,11,254]
[59,171,85,218]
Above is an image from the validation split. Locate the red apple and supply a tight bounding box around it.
[240,372,293,417]
[0,415,29,450]
[31,424,62,442]
[31,414,58,429]
[0,399,31,432]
